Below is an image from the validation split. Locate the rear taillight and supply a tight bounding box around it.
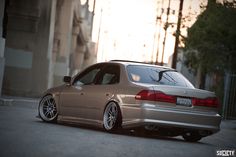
[192,97,219,108]
[135,90,156,101]
[135,90,176,103]
[155,92,176,103]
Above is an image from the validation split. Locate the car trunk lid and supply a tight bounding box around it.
[152,85,215,99]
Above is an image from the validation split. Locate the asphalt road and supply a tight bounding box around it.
[0,101,236,157]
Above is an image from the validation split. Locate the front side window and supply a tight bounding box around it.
[73,65,102,86]
[127,65,194,88]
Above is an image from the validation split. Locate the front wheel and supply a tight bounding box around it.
[38,95,58,123]
[103,102,121,132]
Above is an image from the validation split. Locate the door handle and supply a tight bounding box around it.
[80,92,84,95]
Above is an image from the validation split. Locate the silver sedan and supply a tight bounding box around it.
[38,60,221,142]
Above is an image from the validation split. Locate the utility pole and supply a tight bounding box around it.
[155,0,164,65]
[172,0,184,69]
[160,0,171,66]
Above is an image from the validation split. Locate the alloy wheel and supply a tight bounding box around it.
[39,95,58,122]
[103,102,119,131]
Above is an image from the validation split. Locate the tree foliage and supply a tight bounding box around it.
[184,0,236,74]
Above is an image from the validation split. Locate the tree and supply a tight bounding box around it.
[184,0,236,90]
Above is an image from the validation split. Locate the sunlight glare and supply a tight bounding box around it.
[92,0,207,64]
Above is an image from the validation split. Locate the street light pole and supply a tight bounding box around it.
[172,0,184,69]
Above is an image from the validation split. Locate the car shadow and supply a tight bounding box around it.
[111,129,213,146]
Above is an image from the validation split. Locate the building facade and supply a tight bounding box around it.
[0,0,96,97]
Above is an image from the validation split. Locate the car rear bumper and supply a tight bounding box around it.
[121,103,221,133]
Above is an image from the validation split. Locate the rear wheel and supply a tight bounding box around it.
[103,102,121,132]
[182,132,202,142]
[38,95,58,123]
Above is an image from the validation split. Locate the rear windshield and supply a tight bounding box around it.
[127,65,194,88]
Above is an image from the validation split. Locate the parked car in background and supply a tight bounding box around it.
[38,60,221,142]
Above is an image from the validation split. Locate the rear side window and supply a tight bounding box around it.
[127,65,194,88]
[97,65,120,85]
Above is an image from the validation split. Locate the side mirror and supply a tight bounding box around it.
[63,76,71,84]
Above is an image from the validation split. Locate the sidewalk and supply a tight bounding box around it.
[0,95,39,109]
[220,120,236,130]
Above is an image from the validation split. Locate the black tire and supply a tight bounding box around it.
[103,102,122,132]
[182,132,202,142]
[38,95,58,123]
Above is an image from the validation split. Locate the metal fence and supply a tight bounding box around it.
[223,73,236,119]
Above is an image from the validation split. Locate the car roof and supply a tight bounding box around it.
[109,60,174,70]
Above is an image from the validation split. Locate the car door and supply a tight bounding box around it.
[80,64,121,121]
[59,64,104,119]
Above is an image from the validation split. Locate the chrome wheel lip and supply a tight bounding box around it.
[103,102,118,130]
[39,95,58,122]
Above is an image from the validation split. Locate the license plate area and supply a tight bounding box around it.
[176,97,192,107]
